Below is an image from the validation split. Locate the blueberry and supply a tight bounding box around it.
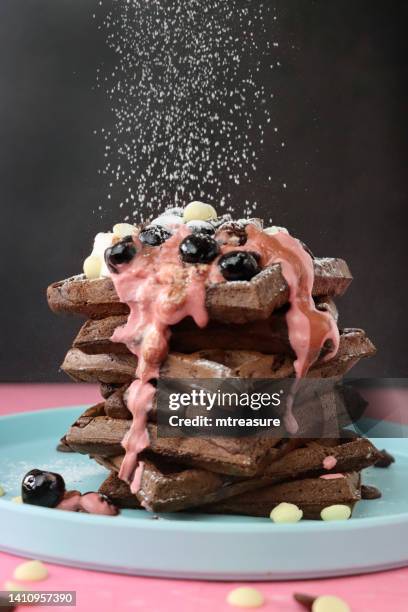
[104,239,137,273]
[186,220,215,236]
[139,225,172,246]
[218,251,261,281]
[22,469,66,508]
[179,234,220,264]
[249,250,261,262]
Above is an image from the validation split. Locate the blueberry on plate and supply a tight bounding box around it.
[104,238,137,273]
[186,220,215,235]
[139,225,172,246]
[22,469,66,508]
[218,251,261,281]
[179,234,219,264]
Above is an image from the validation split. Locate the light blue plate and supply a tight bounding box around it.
[0,406,407,580]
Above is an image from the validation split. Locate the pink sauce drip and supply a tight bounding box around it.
[323,455,338,470]
[110,227,209,491]
[320,473,345,480]
[109,223,340,489]
[119,382,154,492]
[209,225,340,376]
[56,491,118,515]
[210,225,340,432]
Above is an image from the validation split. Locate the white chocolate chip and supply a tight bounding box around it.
[0,485,5,496]
[93,231,114,253]
[4,581,28,592]
[113,222,137,238]
[226,587,264,608]
[12,496,22,504]
[13,560,49,582]
[83,255,102,280]
[320,505,351,522]
[183,201,217,222]
[312,594,351,612]
[264,225,289,235]
[91,232,115,277]
[270,502,303,523]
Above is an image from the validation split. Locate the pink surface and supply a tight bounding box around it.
[0,384,407,612]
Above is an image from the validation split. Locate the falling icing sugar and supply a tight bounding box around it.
[94,1,280,219]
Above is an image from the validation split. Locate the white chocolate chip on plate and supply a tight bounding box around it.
[270,502,303,523]
[226,586,264,608]
[11,496,22,504]
[0,485,5,496]
[83,254,102,280]
[4,581,28,592]
[183,201,217,222]
[13,560,49,582]
[320,505,351,522]
[312,594,351,612]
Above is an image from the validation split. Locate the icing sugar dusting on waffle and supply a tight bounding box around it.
[93,1,279,220]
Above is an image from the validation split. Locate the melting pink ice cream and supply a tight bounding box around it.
[323,455,338,470]
[56,491,118,515]
[320,473,345,480]
[109,222,340,492]
[110,228,209,492]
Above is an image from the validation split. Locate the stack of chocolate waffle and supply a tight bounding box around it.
[47,208,381,518]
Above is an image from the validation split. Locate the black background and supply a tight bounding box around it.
[0,0,407,381]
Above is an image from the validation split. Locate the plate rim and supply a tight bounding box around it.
[1,406,408,579]
[0,405,407,532]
